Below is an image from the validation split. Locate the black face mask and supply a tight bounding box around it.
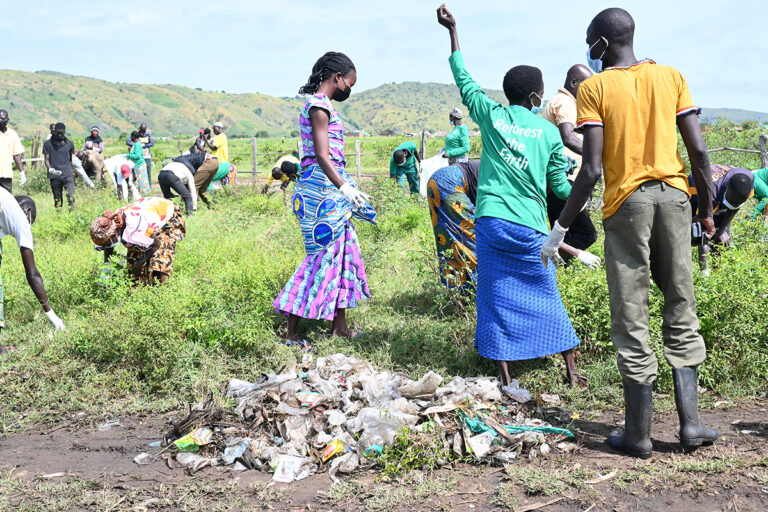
[332,76,351,102]
[53,133,65,142]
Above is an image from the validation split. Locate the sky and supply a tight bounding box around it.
[2,0,766,111]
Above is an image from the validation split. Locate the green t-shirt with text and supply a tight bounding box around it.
[449,51,571,235]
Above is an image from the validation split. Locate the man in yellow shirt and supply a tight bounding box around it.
[211,122,228,163]
[0,110,26,193]
[541,7,716,459]
[541,65,597,258]
[262,153,299,195]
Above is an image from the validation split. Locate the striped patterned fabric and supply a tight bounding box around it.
[273,222,370,320]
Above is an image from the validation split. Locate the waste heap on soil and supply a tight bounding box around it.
[141,353,575,483]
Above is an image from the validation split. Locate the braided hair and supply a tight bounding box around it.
[299,52,356,95]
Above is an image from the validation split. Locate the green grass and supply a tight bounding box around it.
[1,122,768,430]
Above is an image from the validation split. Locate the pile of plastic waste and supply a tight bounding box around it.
[136,353,575,483]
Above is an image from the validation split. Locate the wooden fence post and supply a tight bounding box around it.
[252,137,258,184]
[177,139,183,155]
[760,133,768,168]
[30,130,41,172]
[355,140,361,181]
[420,130,427,159]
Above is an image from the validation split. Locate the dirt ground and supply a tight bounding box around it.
[0,404,766,511]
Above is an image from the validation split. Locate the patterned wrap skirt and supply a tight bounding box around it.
[273,221,370,320]
[126,209,186,283]
[474,216,580,361]
[133,160,151,196]
[427,165,477,288]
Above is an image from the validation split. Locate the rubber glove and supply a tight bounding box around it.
[576,250,602,269]
[45,309,66,331]
[19,171,26,186]
[48,168,62,176]
[540,221,568,268]
[339,182,371,208]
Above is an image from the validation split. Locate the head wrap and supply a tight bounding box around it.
[90,210,124,247]
[450,107,463,120]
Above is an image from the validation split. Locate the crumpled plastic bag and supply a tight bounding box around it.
[398,371,443,399]
[329,452,359,483]
[222,438,251,465]
[176,452,218,474]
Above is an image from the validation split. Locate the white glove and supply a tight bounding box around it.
[19,171,27,186]
[48,168,62,176]
[45,309,66,331]
[576,250,602,269]
[700,268,711,277]
[541,220,568,268]
[339,182,371,208]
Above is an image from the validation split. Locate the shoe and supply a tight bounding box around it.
[673,367,718,451]
[607,382,653,459]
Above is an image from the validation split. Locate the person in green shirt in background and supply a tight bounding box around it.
[444,106,470,164]
[749,167,768,221]
[437,3,587,390]
[389,141,421,194]
[127,131,150,196]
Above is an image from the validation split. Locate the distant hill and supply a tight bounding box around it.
[0,69,764,137]
[699,108,768,125]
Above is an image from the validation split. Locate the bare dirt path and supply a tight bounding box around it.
[0,406,765,511]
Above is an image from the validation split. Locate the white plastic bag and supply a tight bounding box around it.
[419,153,449,196]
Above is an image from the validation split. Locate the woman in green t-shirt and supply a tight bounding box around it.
[444,107,470,164]
[438,4,591,389]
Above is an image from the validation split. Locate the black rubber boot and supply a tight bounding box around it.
[607,382,653,459]
[673,366,718,451]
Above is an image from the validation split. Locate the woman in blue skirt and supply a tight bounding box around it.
[438,5,588,387]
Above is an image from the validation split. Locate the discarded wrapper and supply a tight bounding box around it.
[272,454,304,483]
[297,391,324,407]
[322,439,349,462]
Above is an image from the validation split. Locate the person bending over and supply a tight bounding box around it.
[689,165,754,275]
[390,142,421,194]
[0,190,65,354]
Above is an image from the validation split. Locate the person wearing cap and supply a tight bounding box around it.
[84,126,104,153]
[104,154,140,201]
[389,141,421,195]
[0,190,65,349]
[210,122,229,163]
[43,123,77,209]
[190,128,214,154]
[0,110,26,194]
[125,123,154,185]
[444,107,470,164]
[90,197,186,285]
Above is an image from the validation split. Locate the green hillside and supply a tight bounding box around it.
[0,69,765,138]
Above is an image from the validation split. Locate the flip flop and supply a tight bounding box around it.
[284,339,312,352]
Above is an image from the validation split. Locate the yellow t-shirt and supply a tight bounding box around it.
[576,60,699,219]
[542,88,582,178]
[212,133,228,163]
[0,128,24,179]
[266,155,298,187]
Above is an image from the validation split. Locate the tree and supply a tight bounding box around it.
[290,130,299,138]
[255,130,269,138]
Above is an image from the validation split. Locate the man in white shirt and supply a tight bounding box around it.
[158,161,198,215]
[0,189,65,353]
[104,155,140,202]
[0,110,26,193]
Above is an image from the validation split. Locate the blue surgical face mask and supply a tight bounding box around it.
[449,119,454,126]
[530,92,544,115]
[587,37,608,73]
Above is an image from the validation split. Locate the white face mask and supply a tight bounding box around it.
[721,196,740,211]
